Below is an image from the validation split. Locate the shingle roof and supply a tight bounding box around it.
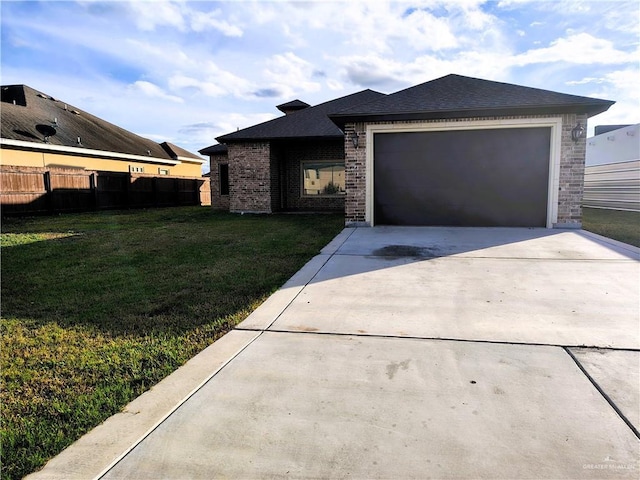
[216,89,385,143]
[1,85,203,161]
[330,74,615,125]
[199,143,228,155]
[160,141,203,161]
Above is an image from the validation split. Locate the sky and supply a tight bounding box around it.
[2,0,639,173]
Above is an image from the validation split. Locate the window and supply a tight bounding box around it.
[302,162,345,196]
[158,168,170,175]
[129,165,144,173]
[219,163,229,195]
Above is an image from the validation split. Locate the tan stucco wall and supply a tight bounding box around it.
[0,148,45,167]
[0,147,202,177]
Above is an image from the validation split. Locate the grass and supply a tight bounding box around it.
[582,207,640,247]
[0,207,344,480]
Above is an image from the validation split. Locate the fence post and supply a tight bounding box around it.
[125,173,131,209]
[43,170,54,213]
[90,173,98,211]
[152,177,159,207]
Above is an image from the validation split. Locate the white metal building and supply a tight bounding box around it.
[584,124,640,212]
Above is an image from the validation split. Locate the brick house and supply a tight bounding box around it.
[200,74,614,228]
[201,89,384,214]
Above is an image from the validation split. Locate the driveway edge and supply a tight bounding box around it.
[25,330,261,480]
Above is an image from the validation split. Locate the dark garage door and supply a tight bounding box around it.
[374,127,551,226]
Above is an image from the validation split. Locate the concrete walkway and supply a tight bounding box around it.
[29,228,640,479]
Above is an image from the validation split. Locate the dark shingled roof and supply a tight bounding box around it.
[330,74,615,125]
[1,85,203,161]
[276,99,310,114]
[199,143,228,155]
[161,141,203,161]
[216,89,385,143]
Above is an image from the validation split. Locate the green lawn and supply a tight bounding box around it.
[0,207,344,480]
[582,207,640,247]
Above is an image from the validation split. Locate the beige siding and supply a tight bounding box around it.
[0,147,202,177]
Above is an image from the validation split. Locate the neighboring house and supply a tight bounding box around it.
[0,84,205,177]
[200,74,614,228]
[584,124,640,212]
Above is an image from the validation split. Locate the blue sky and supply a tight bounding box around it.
[2,0,638,171]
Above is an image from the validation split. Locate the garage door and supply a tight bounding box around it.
[374,127,551,226]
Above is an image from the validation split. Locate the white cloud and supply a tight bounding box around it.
[128,81,184,103]
[400,9,459,51]
[261,52,322,98]
[178,112,276,145]
[168,69,254,99]
[168,75,227,97]
[604,69,640,94]
[127,1,187,32]
[326,79,345,91]
[574,68,640,134]
[512,33,637,66]
[190,9,242,37]
[335,50,512,90]
[566,77,604,86]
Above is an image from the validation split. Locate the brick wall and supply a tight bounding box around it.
[344,124,366,225]
[270,147,281,212]
[344,114,589,227]
[208,153,230,211]
[557,113,588,227]
[228,142,272,213]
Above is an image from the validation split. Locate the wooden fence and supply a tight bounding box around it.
[1,166,211,216]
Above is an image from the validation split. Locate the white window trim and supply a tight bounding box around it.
[301,160,346,198]
[365,117,563,228]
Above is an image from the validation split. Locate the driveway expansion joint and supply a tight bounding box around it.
[250,328,639,352]
[564,347,640,440]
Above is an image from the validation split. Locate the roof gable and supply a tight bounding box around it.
[216,89,385,143]
[276,99,310,114]
[199,143,228,155]
[330,74,615,124]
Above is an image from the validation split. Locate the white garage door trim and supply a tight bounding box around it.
[365,117,563,228]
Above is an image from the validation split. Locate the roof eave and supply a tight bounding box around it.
[215,134,344,144]
[0,138,180,165]
[330,102,616,127]
[176,155,206,164]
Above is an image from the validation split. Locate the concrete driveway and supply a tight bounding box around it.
[30,228,640,479]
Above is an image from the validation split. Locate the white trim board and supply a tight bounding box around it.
[1,138,180,166]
